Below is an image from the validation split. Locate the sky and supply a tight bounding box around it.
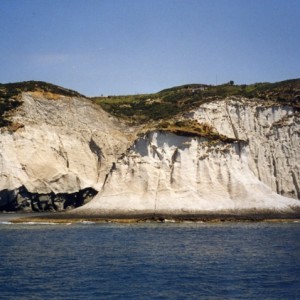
[0,0,299,96]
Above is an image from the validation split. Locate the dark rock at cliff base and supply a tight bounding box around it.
[0,186,98,212]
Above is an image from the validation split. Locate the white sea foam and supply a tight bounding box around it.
[17,222,72,225]
[79,221,96,224]
[164,219,176,223]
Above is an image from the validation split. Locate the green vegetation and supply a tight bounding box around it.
[1,78,299,135]
[0,85,22,127]
[156,120,238,142]
[92,79,300,124]
[0,81,83,127]
[0,81,83,98]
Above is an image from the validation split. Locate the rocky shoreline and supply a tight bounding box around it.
[9,211,300,224]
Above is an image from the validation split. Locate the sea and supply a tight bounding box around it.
[0,215,299,299]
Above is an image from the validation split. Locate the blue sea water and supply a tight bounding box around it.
[0,220,299,299]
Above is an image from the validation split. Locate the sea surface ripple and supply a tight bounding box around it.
[0,221,299,299]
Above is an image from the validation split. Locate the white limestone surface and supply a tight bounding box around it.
[191,98,300,199]
[0,93,133,194]
[78,131,300,215]
[1,92,299,214]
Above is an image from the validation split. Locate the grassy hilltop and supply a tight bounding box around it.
[0,81,83,127]
[0,79,299,132]
[92,79,300,123]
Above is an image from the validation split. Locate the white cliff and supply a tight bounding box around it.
[191,98,300,199]
[0,91,137,210]
[77,130,299,215]
[0,88,299,215]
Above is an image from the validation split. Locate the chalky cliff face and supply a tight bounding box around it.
[0,91,136,211]
[192,98,300,200]
[0,85,299,214]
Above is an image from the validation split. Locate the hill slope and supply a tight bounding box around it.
[91,79,300,123]
[0,79,299,218]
